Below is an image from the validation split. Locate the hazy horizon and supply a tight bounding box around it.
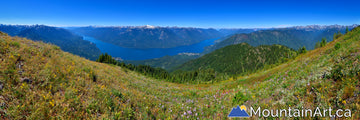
[1,23,358,29]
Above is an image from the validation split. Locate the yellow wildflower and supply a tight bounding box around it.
[50,100,54,107]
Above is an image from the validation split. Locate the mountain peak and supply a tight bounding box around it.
[144,25,156,29]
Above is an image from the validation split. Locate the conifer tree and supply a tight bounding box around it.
[298,46,307,54]
[320,38,327,47]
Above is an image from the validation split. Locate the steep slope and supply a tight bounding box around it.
[125,53,200,70]
[0,25,359,119]
[173,43,296,75]
[70,26,223,48]
[0,32,173,119]
[0,24,101,60]
[227,26,360,119]
[204,25,357,53]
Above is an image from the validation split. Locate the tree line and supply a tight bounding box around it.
[96,53,222,83]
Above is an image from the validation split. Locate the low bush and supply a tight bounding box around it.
[335,43,341,50]
[232,92,249,105]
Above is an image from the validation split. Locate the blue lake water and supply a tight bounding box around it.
[82,35,219,60]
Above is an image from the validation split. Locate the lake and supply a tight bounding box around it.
[82,35,219,60]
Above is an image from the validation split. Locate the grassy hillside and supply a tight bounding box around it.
[0,25,359,119]
[174,43,297,75]
[228,26,360,119]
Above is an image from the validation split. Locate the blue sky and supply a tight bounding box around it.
[1,0,359,28]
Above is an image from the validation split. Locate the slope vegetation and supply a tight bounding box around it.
[125,54,200,70]
[0,26,359,119]
[228,26,360,119]
[174,43,296,75]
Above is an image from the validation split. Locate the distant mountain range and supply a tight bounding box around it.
[68,26,224,48]
[0,24,101,60]
[127,24,358,70]
[204,24,358,53]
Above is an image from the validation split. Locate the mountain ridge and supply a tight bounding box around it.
[0,24,101,60]
[69,26,224,48]
[204,24,357,54]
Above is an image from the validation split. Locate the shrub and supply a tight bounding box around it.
[335,43,341,50]
[91,73,97,82]
[343,86,355,99]
[53,46,60,50]
[112,89,124,99]
[327,65,344,81]
[298,46,307,54]
[320,38,327,47]
[189,90,198,97]
[233,92,249,105]
[334,32,343,39]
[10,41,20,47]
